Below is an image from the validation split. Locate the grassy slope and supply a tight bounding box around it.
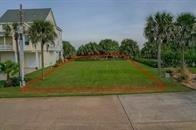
[190,67,196,74]
[30,61,153,88]
[0,60,192,98]
[138,63,191,92]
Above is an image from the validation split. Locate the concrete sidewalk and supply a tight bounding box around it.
[0,91,196,130]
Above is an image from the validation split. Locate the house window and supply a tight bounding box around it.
[25,35,29,45]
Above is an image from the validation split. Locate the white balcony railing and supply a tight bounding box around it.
[0,44,13,51]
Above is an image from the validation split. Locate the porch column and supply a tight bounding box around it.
[11,36,17,64]
[12,35,15,51]
[3,36,6,46]
[35,50,39,69]
[14,51,18,63]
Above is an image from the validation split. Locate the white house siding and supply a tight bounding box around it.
[24,51,60,69]
[0,52,16,62]
[24,52,37,68]
[46,11,56,26]
[44,51,58,67]
[46,10,63,59]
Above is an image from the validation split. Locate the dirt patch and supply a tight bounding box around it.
[128,60,166,89]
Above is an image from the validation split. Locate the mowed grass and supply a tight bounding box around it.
[29,60,153,88]
[0,60,192,98]
[190,67,196,74]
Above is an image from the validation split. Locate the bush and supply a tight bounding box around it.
[185,49,196,67]
[134,58,157,68]
[0,80,6,87]
[170,67,192,81]
[99,39,119,54]
[63,41,76,58]
[4,77,20,87]
[120,39,139,57]
[162,49,181,67]
[54,59,64,67]
[75,56,123,61]
[77,42,101,56]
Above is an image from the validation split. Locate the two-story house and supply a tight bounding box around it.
[0,8,63,74]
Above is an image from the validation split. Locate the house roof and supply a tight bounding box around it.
[0,8,51,23]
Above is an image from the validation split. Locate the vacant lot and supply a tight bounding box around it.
[29,60,154,88]
[0,60,192,97]
[25,60,190,92]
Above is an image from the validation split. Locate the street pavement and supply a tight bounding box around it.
[0,91,196,130]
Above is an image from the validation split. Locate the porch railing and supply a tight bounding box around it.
[0,44,13,51]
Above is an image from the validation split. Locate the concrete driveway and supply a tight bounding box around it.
[0,91,196,130]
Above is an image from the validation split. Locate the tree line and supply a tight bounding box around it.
[63,39,140,59]
[143,12,195,74]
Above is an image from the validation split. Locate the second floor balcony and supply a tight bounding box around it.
[0,35,14,51]
[0,34,62,52]
[0,44,13,51]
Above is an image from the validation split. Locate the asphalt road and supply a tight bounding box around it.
[0,91,196,130]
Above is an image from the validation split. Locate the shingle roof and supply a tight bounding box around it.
[0,8,51,23]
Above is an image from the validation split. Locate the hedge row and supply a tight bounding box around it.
[133,58,158,68]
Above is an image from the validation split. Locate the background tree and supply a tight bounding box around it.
[99,39,119,54]
[173,13,195,70]
[161,42,181,67]
[77,45,86,56]
[77,42,101,56]
[141,42,157,59]
[144,12,173,74]
[29,21,57,80]
[63,41,76,58]
[192,23,196,38]
[120,39,139,58]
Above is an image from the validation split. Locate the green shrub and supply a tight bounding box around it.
[162,49,181,67]
[0,80,6,88]
[185,49,196,67]
[75,57,123,61]
[120,39,139,57]
[63,41,76,58]
[5,77,20,87]
[134,58,157,68]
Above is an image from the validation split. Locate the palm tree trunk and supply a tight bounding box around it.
[15,38,20,76]
[41,43,44,80]
[157,42,162,75]
[15,39,20,64]
[181,46,185,71]
[6,73,9,81]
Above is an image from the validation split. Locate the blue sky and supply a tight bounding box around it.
[0,0,195,48]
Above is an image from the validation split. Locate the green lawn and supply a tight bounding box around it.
[190,67,196,74]
[29,60,154,88]
[0,60,192,98]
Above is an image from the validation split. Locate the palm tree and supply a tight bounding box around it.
[144,12,173,75]
[3,23,20,63]
[0,60,19,82]
[3,23,21,79]
[28,21,57,80]
[12,23,20,65]
[3,24,11,37]
[175,13,195,70]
